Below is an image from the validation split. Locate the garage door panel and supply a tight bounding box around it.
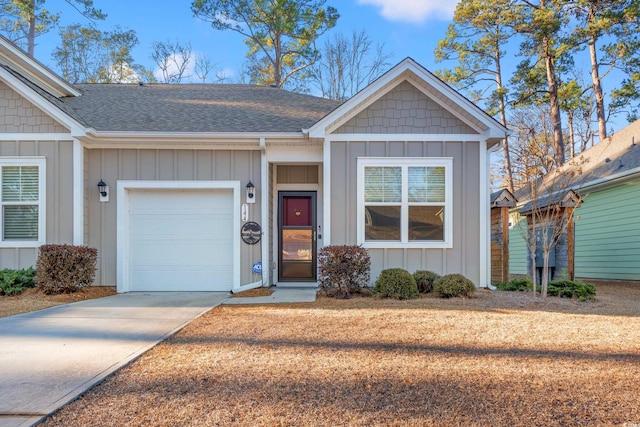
[130,241,233,265]
[130,215,233,238]
[127,188,235,292]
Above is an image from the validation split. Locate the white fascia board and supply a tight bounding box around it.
[0,36,80,97]
[579,167,640,193]
[325,134,484,142]
[79,131,305,149]
[266,145,323,163]
[0,66,86,134]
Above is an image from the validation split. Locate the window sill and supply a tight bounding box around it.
[0,241,43,248]
[361,241,452,249]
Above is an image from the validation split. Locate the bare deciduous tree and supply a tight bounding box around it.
[151,40,192,83]
[308,30,392,101]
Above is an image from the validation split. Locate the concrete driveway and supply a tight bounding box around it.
[0,292,228,427]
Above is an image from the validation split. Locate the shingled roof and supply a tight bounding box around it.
[514,119,640,204]
[61,83,342,133]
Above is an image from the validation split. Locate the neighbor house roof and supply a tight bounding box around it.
[514,119,640,204]
[61,83,342,133]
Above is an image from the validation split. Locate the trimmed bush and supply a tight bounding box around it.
[495,278,535,292]
[413,270,440,294]
[35,245,98,294]
[433,273,476,298]
[318,245,370,298]
[374,268,419,300]
[0,267,36,296]
[548,280,596,301]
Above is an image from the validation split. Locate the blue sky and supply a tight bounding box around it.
[35,0,456,83]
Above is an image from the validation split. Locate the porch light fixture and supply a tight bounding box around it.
[246,181,256,204]
[97,179,109,202]
[98,179,107,197]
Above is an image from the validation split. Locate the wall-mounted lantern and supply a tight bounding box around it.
[246,181,256,204]
[97,179,109,202]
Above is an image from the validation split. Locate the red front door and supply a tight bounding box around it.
[278,192,317,282]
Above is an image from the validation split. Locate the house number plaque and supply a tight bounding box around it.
[241,221,262,245]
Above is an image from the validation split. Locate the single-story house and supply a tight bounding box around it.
[0,35,508,292]
[510,119,640,282]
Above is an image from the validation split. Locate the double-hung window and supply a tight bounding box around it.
[0,158,45,247]
[357,157,452,248]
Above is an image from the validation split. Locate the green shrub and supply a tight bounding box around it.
[318,245,370,298]
[433,273,476,298]
[547,280,596,301]
[374,268,419,300]
[35,245,98,294]
[0,267,36,296]
[413,270,440,293]
[495,278,535,292]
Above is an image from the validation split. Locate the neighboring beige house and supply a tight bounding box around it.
[0,36,507,292]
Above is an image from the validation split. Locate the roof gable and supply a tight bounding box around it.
[308,57,508,142]
[0,80,68,133]
[0,35,79,98]
[490,189,517,207]
[332,81,476,135]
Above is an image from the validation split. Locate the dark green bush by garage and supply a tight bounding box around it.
[374,268,419,300]
[413,270,440,293]
[433,273,476,298]
[35,244,98,294]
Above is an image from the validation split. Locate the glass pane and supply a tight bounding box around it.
[364,206,400,241]
[408,166,445,203]
[364,167,401,203]
[2,166,39,202]
[282,229,312,260]
[3,205,38,240]
[409,206,444,241]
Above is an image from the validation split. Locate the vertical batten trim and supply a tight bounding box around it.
[479,138,490,288]
[260,138,269,285]
[72,139,83,245]
[323,138,331,245]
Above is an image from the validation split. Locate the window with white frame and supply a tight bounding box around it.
[358,158,452,248]
[0,158,45,246]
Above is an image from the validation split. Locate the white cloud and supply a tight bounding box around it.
[357,0,456,23]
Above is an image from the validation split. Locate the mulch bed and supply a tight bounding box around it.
[41,282,640,426]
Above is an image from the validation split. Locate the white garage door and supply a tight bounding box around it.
[128,188,234,291]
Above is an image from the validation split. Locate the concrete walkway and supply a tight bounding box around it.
[0,292,228,427]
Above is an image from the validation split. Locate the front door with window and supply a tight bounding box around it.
[278,192,317,282]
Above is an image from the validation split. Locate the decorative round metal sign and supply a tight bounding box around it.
[241,221,262,245]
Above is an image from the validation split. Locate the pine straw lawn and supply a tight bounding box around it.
[43,282,640,427]
[0,286,116,318]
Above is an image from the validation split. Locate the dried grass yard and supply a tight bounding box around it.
[43,283,640,427]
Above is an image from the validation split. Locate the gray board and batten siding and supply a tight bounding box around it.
[328,81,483,283]
[0,82,74,269]
[85,148,262,287]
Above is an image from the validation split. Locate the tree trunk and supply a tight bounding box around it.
[567,111,575,158]
[544,38,565,166]
[496,57,514,193]
[541,250,550,297]
[27,14,36,57]
[589,34,607,140]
